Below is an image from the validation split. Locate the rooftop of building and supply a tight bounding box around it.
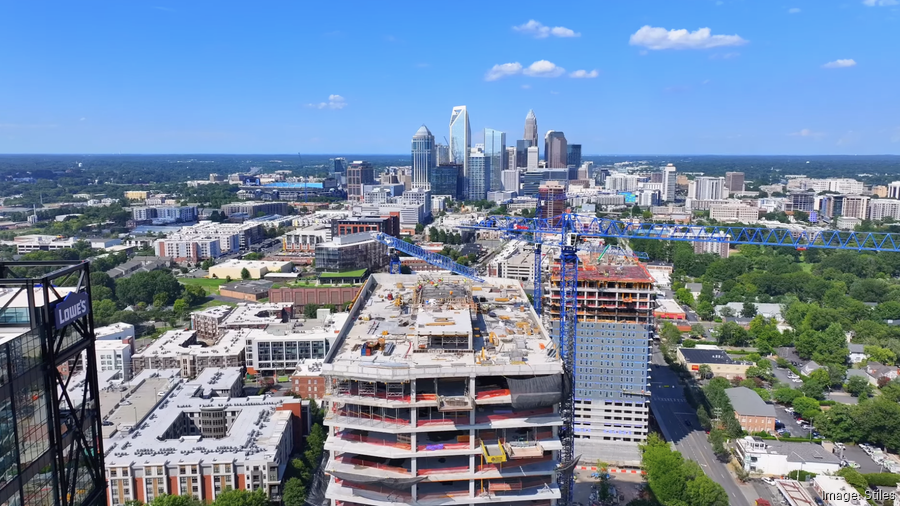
[655,298,685,314]
[95,339,131,351]
[320,232,377,247]
[678,346,739,365]
[95,322,136,337]
[552,263,653,283]
[132,328,245,360]
[323,273,560,380]
[725,387,777,417]
[102,368,298,467]
[220,302,294,326]
[220,279,274,295]
[210,259,292,270]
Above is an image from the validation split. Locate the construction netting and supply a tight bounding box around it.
[506,375,563,410]
[325,470,426,488]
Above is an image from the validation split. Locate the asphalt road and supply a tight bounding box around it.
[649,345,753,506]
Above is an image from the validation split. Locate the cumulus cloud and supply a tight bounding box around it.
[863,0,898,6]
[822,59,857,68]
[569,69,599,79]
[307,94,347,109]
[523,60,566,77]
[789,128,826,138]
[485,62,523,81]
[629,25,748,50]
[513,20,580,38]
[788,7,802,13]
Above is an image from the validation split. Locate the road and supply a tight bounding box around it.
[650,345,754,506]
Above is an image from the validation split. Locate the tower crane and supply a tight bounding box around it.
[459,211,900,506]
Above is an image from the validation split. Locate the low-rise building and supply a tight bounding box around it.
[96,322,137,352]
[677,346,752,379]
[290,361,325,399]
[208,259,293,280]
[734,437,841,476]
[268,285,361,311]
[96,339,133,380]
[812,476,864,506]
[848,343,867,364]
[867,361,900,382]
[654,298,686,320]
[773,479,818,506]
[131,329,245,378]
[102,369,300,505]
[219,280,274,301]
[314,232,388,273]
[244,311,348,376]
[709,203,760,223]
[220,201,290,217]
[725,387,777,434]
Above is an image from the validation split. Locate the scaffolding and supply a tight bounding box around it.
[358,381,376,397]
[386,382,406,400]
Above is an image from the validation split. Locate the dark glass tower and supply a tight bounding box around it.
[0,261,105,506]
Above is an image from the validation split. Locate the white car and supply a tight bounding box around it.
[762,477,776,485]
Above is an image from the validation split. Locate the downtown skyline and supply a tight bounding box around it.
[1,1,899,155]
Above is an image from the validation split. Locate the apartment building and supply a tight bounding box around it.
[96,339,133,380]
[692,231,731,258]
[130,329,244,378]
[220,201,290,217]
[244,312,348,375]
[709,203,760,224]
[547,262,654,467]
[322,273,563,505]
[725,387,777,434]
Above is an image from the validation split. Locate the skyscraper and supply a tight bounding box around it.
[544,130,568,169]
[501,168,520,194]
[724,172,745,195]
[527,146,539,170]
[411,125,435,190]
[506,146,516,173]
[662,164,677,202]
[688,176,726,201]
[428,164,462,199]
[483,128,506,192]
[449,106,470,194]
[515,139,533,169]
[435,143,450,165]
[524,109,538,148]
[347,160,375,202]
[330,157,346,173]
[567,144,582,169]
[467,147,490,200]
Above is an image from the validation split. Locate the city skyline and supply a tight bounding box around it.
[1,1,899,155]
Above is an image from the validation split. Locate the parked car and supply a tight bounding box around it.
[761,477,776,485]
[847,461,860,469]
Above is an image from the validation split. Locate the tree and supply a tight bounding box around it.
[791,396,822,420]
[865,345,897,366]
[691,323,706,338]
[697,301,716,321]
[686,473,730,506]
[714,321,749,347]
[773,386,802,405]
[720,306,735,318]
[242,252,264,261]
[173,298,188,316]
[415,223,424,234]
[845,375,872,397]
[201,258,215,270]
[150,495,201,506]
[240,267,251,280]
[282,478,306,506]
[303,303,320,319]
[835,467,868,492]
[212,488,268,506]
[93,299,118,322]
[740,301,757,318]
[880,380,900,403]
[153,292,169,309]
[116,270,184,306]
[675,287,695,308]
[698,364,712,379]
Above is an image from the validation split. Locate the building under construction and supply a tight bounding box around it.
[321,273,564,505]
[547,255,655,468]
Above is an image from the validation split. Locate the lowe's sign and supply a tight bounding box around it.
[53,292,89,330]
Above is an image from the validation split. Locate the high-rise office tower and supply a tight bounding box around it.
[515,140,533,169]
[688,176,726,200]
[435,143,450,166]
[506,146,516,173]
[483,128,506,192]
[501,168,520,194]
[724,172,745,195]
[662,164,677,202]
[467,147,490,200]
[544,131,568,169]
[330,157,347,173]
[567,144,582,169]
[524,109,538,147]
[411,125,435,190]
[428,164,462,199]
[449,106,470,193]
[347,160,375,202]
[526,146,539,170]
[0,262,107,506]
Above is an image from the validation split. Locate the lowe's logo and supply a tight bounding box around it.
[53,292,89,330]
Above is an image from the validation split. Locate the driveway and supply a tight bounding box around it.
[770,360,802,387]
[840,445,886,474]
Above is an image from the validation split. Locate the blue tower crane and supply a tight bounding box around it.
[371,232,484,281]
[460,211,900,506]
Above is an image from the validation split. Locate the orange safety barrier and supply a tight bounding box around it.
[336,433,412,450]
[477,454,553,473]
[475,389,511,399]
[338,457,410,474]
[416,442,471,451]
[335,410,410,426]
[416,413,469,426]
[417,465,469,475]
[416,393,438,401]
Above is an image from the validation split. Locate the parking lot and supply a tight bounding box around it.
[772,404,815,439]
[839,445,888,474]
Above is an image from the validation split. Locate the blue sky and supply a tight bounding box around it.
[1,0,898,155]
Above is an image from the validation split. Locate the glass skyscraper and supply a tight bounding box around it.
[515,139,533,169]
[467,147,490,200]
[449,106,470,196]
[567,144,581,168]
[428,164,462,199]
[411,125,435,189]
[544,130,568,169]
[483,128,506,192]
[524,109,538,147]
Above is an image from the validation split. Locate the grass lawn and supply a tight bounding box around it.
[180,277,228,294]
[199,299,237,309]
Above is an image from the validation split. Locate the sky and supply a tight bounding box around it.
[1,0,899,155]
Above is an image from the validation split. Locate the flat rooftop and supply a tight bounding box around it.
[551,263,653,282]
[679,347,738,365]
[324,273,561,380]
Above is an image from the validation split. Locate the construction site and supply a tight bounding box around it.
[321,272,564,506]
[547,249,655,468]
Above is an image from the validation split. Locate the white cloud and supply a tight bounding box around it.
[789,128,826,138]
[306,94,347,109]
[788,7,802,13]
[569,69,599,78]
[710,52,740,60]
[863,0,898,6]
[822,59,857,68]
[629,25,748,50]
[523,60,565,77]
[513,20,580,38]
[485,62,523,81]
[521,84,531,89]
